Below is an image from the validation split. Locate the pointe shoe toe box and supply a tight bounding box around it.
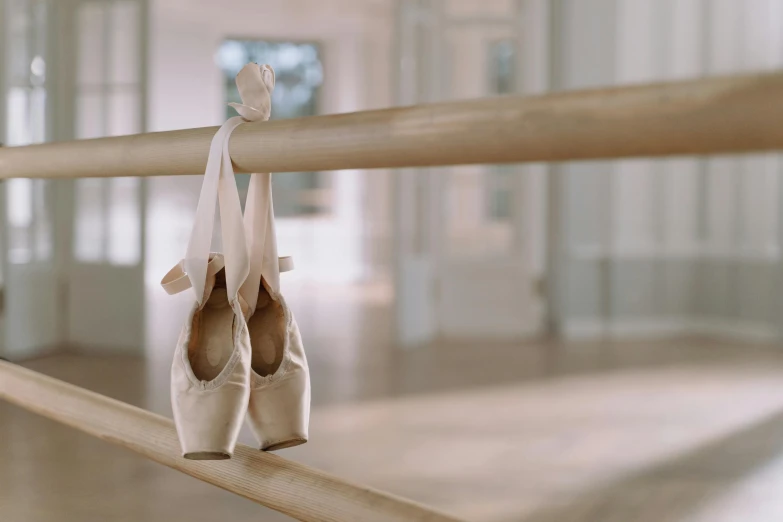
[248,367,310,450]
[170,323,251,458]
[247,315,310,451]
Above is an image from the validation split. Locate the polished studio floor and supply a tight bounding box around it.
[2,285,783,521]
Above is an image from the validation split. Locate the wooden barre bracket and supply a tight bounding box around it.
[2,71,783,179]
[0,361,462,522]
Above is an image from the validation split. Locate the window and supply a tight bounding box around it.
[488,39,516,96]
[217,39,328,217]
[4,0,52,265]
[486,39,516,222]
[72,0,142,265]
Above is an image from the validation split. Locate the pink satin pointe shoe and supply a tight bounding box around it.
[164,255,251,460]
[245,272,310,451]
[164,100,252,459]
[229,62,311,451]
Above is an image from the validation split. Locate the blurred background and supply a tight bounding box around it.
[2,0,783,520]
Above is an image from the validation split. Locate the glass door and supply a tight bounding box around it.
[64,0,146,352]
[1,0,60,358]
[394,0,545,343]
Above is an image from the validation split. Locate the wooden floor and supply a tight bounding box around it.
[3,335,783,521]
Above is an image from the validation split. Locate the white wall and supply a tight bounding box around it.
[555,0,783,341]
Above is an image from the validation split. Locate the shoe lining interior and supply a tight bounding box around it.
[188,272,235,382]
[248,284,286,377]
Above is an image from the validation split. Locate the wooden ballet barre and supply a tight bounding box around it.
[0,360,462,522]
[2,71,783,179]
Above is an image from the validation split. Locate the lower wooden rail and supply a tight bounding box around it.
[0,360,461,522]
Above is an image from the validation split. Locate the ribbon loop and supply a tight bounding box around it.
[168,62,283,315]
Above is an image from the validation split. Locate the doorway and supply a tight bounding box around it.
[394,0,549,344]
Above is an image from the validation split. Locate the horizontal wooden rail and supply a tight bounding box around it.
[2,72,783,179]
[0,361,461,522]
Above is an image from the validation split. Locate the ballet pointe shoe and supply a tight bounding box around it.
[227,62,309,450]
[245,284,310,451]
[166,259,251,460]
